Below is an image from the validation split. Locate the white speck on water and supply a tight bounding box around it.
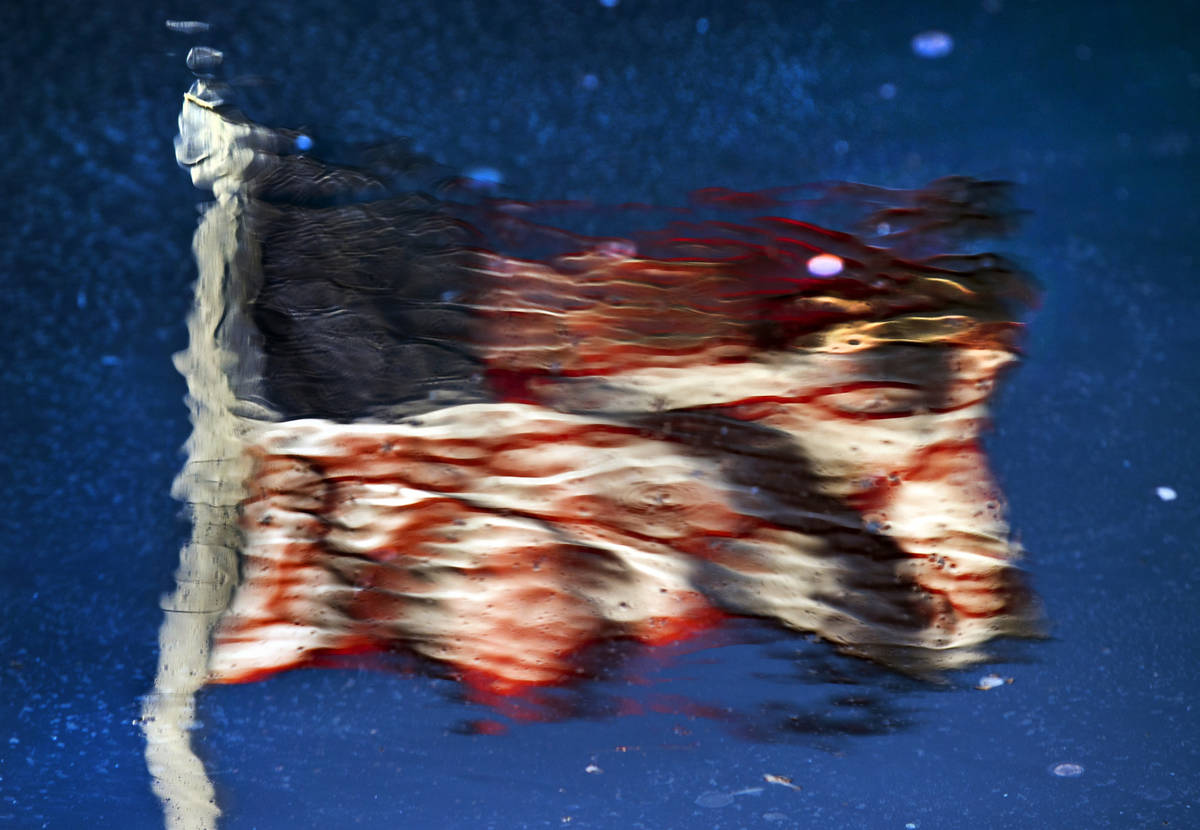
[976,673,1005,690]
[1156,486,1177,501]
[165,20,211,34]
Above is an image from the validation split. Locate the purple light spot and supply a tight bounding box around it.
[912,30,954,59]
[807,254,844,277]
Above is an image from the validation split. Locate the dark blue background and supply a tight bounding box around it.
[2,1,1197,828]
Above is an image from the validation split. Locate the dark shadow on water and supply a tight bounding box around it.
[357,618,1042,746]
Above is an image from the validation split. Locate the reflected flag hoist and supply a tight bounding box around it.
[143,33,1042,830]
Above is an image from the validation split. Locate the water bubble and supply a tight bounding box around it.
[696,18,710,35]
[879,82,897,100]
[912,30,954,59]
[295,135,314,152]
[695,791,734,808]
[1156,486,1177,501]
[166,20,211,34]
[1050,762,1084,778]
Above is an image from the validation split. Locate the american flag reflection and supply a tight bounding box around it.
[143,41,1041,830]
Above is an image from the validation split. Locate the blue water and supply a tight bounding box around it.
[2,1,1197,827]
